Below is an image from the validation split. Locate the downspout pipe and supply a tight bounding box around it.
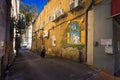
[85,0,94,62]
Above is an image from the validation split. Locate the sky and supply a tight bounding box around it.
[22,0,48,13]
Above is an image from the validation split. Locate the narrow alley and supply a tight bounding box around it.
[6,50,120,80]
[1,0,120,80]
[7,50,97,80]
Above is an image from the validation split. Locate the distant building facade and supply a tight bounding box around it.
[22,24,32,49]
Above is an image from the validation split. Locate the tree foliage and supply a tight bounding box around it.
[20,2,38,32]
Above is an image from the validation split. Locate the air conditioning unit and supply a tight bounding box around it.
[69,1,74,11]
[52,14,57,22]
[56,8,65,18]
[60,9,65,15]
[74,0,83,8]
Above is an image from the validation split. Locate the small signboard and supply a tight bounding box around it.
[105,46,113,54]
[101,39,112,46]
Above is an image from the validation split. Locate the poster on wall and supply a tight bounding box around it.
[101,39,112,46]
[70,31,80,44]
[69,22,80,44]
[70,22,78,31]
[105,46,113,54]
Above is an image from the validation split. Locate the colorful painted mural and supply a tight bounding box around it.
[70,22,80,44]
[70,31,80,44]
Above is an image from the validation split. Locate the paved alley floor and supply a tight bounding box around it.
[7,50,119,80]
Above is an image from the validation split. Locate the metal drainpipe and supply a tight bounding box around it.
[85,0,94,62]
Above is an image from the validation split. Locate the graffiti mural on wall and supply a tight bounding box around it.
[70,31,80,44]
[70,22,80,44]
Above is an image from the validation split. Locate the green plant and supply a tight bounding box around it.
[20,2,38,33]
[63,43,85,50]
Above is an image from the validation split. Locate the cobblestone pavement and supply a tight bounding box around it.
[7,50,119,80]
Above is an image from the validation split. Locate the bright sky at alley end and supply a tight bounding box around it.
[22,0,48,13]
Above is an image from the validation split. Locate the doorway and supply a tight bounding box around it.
[113,15,120,76]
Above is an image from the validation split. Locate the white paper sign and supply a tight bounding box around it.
[105,46,113,54]
[51,35,56,46]
[101,39,112,45]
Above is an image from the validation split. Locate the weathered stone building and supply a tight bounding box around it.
[0,0,11,79]
[32,0,120,75]
[32,0,87,61]
[0,0,20,79]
